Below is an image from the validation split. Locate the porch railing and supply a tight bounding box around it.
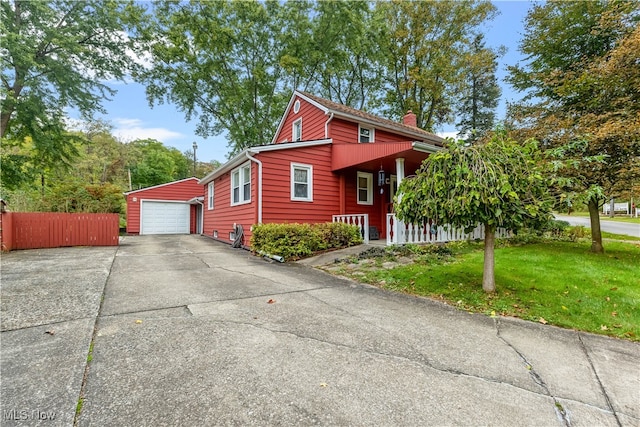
[386,214,509,245]
[333,214,369,244]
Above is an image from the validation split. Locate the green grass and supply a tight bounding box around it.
[602,231,640,241]
[335,241,640,341]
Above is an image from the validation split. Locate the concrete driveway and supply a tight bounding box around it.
[1,235,639,426]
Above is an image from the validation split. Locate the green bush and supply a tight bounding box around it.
[250,222,363,261]
[565,225,587,241]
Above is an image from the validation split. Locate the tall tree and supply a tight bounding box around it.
[374,0,497,131]
[309,0,382,110]
[139,0,292,156]
[456,34,503,143]
[506,0,640,253]
[0,0,147,188]
[395,133,552,292]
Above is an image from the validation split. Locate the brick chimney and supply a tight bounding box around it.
[403,110,417,127]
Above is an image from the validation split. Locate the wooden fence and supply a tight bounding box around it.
[1,212,119,251]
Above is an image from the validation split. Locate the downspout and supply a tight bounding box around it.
[324,112,334,139]
[196,199,204,235]
[245,151,263,223]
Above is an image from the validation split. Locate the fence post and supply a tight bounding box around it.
[1,212,14,252]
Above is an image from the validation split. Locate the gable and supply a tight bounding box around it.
[271,94,328,144]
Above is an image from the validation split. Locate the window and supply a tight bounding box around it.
[293,118,302,142]
[357,172,373,205]
[293,100,301,113]
[231,162,251,205]
[207,182,214,210]
[359,125,374,143]
[291,163,313,201]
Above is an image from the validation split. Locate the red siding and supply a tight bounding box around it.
[202,162,257,245]
[126,178,203,234]
[260,145,340,225]
[375,128,414,143]
[274,95,327,143]
[329,118,358,144]
[329,118,412,145]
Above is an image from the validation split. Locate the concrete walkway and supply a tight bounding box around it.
[1,235,638,426]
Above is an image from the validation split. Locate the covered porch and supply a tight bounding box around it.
[329,141,510,245]
[330,141,437,241]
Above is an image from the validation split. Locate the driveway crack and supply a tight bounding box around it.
[495,318,570,426]
[577,334,622,427]
[73,245,118,426]
[209,316,581,408]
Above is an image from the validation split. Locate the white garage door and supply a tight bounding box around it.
[141,201,190,235]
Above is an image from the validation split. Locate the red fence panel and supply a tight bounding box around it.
[1,212,119,251]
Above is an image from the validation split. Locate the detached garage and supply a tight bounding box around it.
[125,178,204,235]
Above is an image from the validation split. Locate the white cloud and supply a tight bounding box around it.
[112,117,184,142]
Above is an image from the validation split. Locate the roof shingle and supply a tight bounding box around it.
[297,91,443,144]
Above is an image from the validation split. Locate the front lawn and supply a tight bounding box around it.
[327,240,640,341]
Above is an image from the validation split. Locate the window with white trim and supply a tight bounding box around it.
[357,172,373,205]
[207,182,214,210]
[293,118,302,142]
[359,125,374,143]
[231,162,251,205]
[291,163,313,201]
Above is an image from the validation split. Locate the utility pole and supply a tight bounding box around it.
[192,141,198,177]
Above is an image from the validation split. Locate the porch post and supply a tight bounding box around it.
[339,174,346,214]
[395,158,405,187]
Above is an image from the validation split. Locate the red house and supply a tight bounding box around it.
[125,177,204,235]
[198,91,443,246]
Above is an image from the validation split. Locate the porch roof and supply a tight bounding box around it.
[331,141,441,171]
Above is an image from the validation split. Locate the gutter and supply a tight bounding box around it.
[412,141,442,154]
[324,112,334,139]
[245,151,263,223]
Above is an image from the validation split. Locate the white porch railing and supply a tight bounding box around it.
[386,214,509,245]
[333,214,369,243]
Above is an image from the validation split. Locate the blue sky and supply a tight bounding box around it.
[91,1,533,164]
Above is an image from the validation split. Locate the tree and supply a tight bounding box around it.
[308,0,382,110]
[456,34,503,143]
[374,0,497,131]
[0,0,147,187]
[395,133,552,292]
[128,139,190,189]
[139,0,291,156]
[506,0,640,253]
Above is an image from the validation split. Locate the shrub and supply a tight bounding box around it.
[250,222,363,261]
[565,225,587,241]
[540,219,570,237]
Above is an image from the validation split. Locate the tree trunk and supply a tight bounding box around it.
[0,110,12,139]
[482,224,496,293]
[588,197,604,253]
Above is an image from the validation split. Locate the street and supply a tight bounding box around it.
[555,214,640,238]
